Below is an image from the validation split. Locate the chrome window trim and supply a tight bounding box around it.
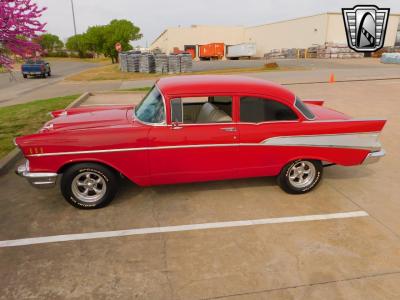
[133,84,167,127]
[170,97,184,123]
[294,96,316,121]
[303,118,387,123]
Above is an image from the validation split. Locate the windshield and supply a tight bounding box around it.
[134,86,165,124]
[294,96,315,120]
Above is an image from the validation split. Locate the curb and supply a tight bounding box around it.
[0,92,89,176]
[66,92,91,109]
[0,148,22,175]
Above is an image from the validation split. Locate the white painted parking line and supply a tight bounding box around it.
[0,211,368,248]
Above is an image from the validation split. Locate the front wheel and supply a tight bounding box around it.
[61,163,118,209]
[277,159,323,194]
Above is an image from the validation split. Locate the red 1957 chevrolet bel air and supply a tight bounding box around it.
[15,75,386,209]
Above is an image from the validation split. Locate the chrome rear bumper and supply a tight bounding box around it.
[363,149,385,165]
[16,162,58,188]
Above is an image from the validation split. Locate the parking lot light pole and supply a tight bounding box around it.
[70,0,77,35]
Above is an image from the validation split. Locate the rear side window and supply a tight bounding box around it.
[294,97,315,120]
[240,96,298,123]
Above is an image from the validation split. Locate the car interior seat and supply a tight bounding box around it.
[196,102,232,123]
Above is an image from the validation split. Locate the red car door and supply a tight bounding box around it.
[147,95,239,185]
[236,95,300,177]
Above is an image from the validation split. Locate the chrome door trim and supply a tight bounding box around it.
[27,132,381,158]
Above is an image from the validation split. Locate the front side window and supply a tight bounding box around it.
[135,86,165,124]
[240,96,298,123]
[171,96,232,124]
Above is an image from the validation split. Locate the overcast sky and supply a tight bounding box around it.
[37,0,400,46]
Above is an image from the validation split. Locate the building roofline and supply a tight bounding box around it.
[151,29,168,47]
[245,11,400,29]
[151,11,400,45]
[151,25,244,46]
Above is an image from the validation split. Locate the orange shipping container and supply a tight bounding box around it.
[199,43,225,59]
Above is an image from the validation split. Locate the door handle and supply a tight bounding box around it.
[171,122,183,130]
[221,127,237,132]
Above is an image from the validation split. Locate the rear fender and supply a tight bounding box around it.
[303,99,324,106]
[265,119,387,166]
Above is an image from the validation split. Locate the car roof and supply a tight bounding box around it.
[156,75,295,103]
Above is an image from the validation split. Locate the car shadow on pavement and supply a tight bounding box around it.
[115,176,277,205]
[323,165,374,179]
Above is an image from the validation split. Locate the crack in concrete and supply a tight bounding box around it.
[327,182,400,242]
[201,269,400,300]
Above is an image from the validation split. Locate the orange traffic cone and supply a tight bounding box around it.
[329,73,336,83]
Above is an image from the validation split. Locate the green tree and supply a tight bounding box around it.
[85,25,107,55]
[65,19,142,62]
[103,19,142,63]
[66,34,89,58]
[36,33,64,52]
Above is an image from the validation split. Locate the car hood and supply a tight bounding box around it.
[42,105,133,132]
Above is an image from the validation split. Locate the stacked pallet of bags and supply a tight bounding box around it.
[155,54,168,73]
[139,53,156,73]
[168,54,180,74]
[179,53,192,73]
[119,53,128,72]
[316,43,363,58]
[127,52,140,72]
[380,53,400,64]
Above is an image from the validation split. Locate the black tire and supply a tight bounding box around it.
[61,163,118,209]
[23,74,28,78]
[47,70,51,77]
[42,72,46,78]
[277,159,323,194]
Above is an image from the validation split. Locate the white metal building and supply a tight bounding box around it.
[150,12,400,58]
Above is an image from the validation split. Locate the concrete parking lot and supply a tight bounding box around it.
[1,71,400,298]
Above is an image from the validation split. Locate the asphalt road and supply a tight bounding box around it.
[1,78,400,299]
[0,59,101,107]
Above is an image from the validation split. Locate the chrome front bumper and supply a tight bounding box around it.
[16,162,58,188]
[363,149,386,165]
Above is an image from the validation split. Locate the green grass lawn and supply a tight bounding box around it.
[0,95,78,158]
[118,87,151,92]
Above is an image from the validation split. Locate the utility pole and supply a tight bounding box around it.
[70,0,77,35]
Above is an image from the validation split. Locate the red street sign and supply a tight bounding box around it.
[115,43,122,52]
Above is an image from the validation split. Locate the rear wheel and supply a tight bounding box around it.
[23,74,27,78]
[277,159,323,194]
[61,163,118,209]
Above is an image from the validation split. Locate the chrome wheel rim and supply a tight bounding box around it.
[288,161,316,189]
[71,172,106,203]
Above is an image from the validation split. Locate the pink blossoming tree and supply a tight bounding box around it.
[0,0,46,70]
